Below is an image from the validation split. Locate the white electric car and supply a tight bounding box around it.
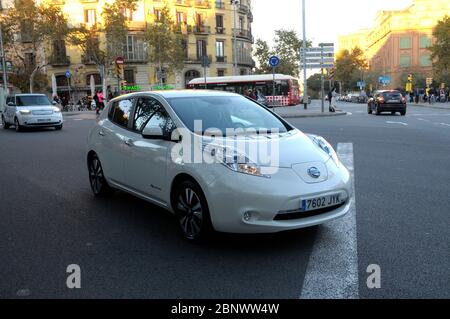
[86,91,352,241]
[2,94,63,132]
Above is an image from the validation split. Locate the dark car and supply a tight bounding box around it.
[367,90,407,116]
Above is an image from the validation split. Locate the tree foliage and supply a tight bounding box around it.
[145,4,185,78]
[254,29,309,76]
[430,15,450,84]
[0,0,69,92]
[335,47,368,91]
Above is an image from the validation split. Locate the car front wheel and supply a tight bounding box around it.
[14,118,22,132]
[173,180,213,242]
[88,153,111,197]
[2,115,9,129]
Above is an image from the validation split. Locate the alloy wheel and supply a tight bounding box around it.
[177,187,204,240]
[89,156,105,195]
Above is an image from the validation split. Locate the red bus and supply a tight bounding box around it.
[187,74,300,106]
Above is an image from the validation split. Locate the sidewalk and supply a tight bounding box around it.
[271,101,347,118]
[411,102,450,110]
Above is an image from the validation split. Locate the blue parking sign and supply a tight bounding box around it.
[269,56,280,68]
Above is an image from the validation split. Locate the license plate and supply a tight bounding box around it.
[301,194,344,212]
[387,99,400,103]
[37,119,51,122]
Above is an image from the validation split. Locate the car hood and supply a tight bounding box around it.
[199,129,331,168]
[16,105,54,110]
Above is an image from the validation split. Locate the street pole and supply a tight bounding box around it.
[232,0,238,76]
[302,0,307,109]
[272,66,275,107]
[320,45,324,113]
[204,64,207,89]
[0,25,8,97]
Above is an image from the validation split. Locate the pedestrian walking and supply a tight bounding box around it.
[329,88,337,112]
[93,91,100,115]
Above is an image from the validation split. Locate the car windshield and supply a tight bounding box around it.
[16,96,52,106]
[167,95,291,135]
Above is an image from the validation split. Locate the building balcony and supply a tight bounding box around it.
[194,0,211,8]
[189,25,211,34]
[233,28,254,42]
[185,55,212,65]
[48,55,70,66]
[215,26,226,34]
[216,56,227,63]
[238,3,249,14]
[237,57,255,68]
[123,47,148,63]
[81,55,97,65]
[175,0,191,6]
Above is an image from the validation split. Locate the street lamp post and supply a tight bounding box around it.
[302,0,307,109]
[0,25,8,97]
[231,0,238,76]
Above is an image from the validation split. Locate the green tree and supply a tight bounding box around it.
[306,73,322,98]
[145,5,186,85]
[253,39,273,74]
[69,0,138,99]
[0,0,69,92]
[430,15,450,85]
[253,29,309,76]
[335,47,368,92]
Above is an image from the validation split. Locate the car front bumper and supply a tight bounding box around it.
[204,159,352,234]
[17,114,63,127]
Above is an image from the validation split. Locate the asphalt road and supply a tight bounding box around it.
[0,101,449,299]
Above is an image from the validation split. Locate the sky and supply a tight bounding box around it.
[252,0,414,49]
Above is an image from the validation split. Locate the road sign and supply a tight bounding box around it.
[301,52,334,58]
[65,70,71,78]
[115,56,124,65]
[327,68,335,80]
[319,43,334,47]
[201,55,210,68]
[303,57,335,63]
[301,47,335,53]
[357,81,366,89]
[305,63,334,69]
[269,56,280,67]
[379,76,391,85]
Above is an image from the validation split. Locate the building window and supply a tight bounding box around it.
[216,15,224,33]
[217,69,225,77]
[121,8,133,21]
[86,74,101,86]
[216,40,224,62]
[25,52,35,68]
[196,13,204,27]
[420,35,432,49]
[176,12,186,24]
[240,68,247,76]
[399,56,411,68]
[215,0,225,9]
[399,36,411,49]
[420,54,432,67]
[239,16,244,30]
[84,9,96,25]
[196,39,207,59]
[124,69,135,85]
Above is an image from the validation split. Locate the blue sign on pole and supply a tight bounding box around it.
[269,56,280,68]
[65,70,71,79]
[378,76,391,85]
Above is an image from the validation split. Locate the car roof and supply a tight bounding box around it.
[112,90,241,101]
[13,94,47,97]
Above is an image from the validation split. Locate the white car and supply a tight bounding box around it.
[86,91,352,241]
[2,94,63,132]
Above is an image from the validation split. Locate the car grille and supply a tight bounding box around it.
[273,201,347,221]
[32,110,53,115]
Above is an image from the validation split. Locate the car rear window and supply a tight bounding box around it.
[382,92,402,99]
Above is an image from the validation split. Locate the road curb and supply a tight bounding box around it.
[276,111,348,119]
[411,104,450,111]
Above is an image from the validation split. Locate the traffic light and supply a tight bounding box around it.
[408,74,413,82]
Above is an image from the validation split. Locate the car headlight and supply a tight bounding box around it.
[19,110,31,115]
[307,134,339,164]
[53,107,61,113]
[203,144,270,178]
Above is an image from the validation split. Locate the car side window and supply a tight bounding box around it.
[133,97,176,135]
[109,99,133,128]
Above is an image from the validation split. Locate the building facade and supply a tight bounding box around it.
[2,0,254,99]
[338,0,450,88]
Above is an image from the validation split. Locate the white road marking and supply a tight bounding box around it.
[347,112,353,115]
[300,143,358,299]
[386,121,408,126]
[73,119,83,121]
[417,118,430,122]
[439,123,450,127]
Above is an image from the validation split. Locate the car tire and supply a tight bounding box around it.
[400,111,406,116]
[368,105,372,114]
[14,118,22,132]
[375,105,381,115]
[55,124,63,131]
[87,153,111,197]
[173,180,213,243]
[2,115,9,129]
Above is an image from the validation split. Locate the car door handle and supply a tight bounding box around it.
[98,130,106,136]
[124,139,134,146]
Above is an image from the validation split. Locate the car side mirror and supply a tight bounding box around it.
[7,102,15,107]
[170,129,182,143]
[52,101,58,105]
[142,124,164,139]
